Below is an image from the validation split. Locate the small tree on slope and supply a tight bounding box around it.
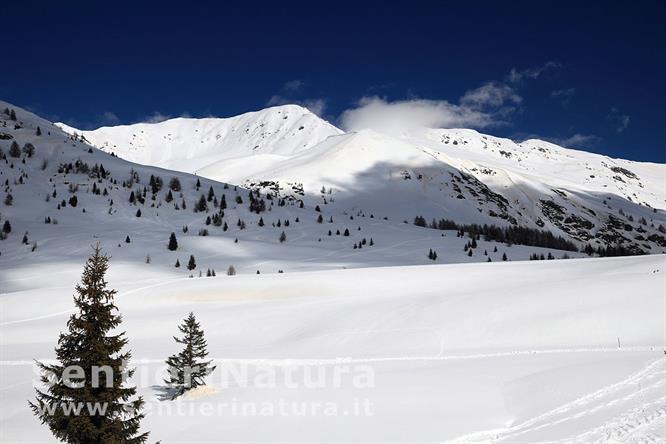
[164,313,216,398]
[29,245,149,443]
[168,232,178,251]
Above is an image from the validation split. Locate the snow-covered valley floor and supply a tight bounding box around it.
[2,255,664,442]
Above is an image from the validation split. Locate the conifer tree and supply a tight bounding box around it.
[279,231,287,243]
[9,141,21,158]
[196,195,207,212]
[187,255,196,271]
[30,245,149,443]
[165,313,216,398]
[168,232,178,251]
[164,177,179,193]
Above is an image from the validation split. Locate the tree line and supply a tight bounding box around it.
[414,216,579,252]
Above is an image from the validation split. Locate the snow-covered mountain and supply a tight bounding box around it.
[58,105,666,255]
[3,100,588,291]
[56,105,342,175]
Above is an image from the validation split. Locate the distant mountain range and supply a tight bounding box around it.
[56,104,666,255]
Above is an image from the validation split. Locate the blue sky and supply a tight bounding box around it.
[3,1,664,162]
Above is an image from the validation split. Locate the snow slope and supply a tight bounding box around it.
[55,105,342,174]
[1,255,664,442]
[59,106,666,255]
[0,100,589,292]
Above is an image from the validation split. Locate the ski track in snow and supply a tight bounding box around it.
[2,346,662,366]
[0,278,185,326]
[447,357,666,444]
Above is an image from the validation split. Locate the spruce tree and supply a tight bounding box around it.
[169,177,181,192]
[9,141,21,158]
[187,255,196,271]
[30,245,148,443]
[196,195,207,212]
[168,232,178,251]
[164,313,216,398]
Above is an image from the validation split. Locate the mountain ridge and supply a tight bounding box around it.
[5,100,666,259]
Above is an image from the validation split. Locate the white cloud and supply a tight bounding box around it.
[508,61,560,83]
[339,96,503,134]
[266,95,327,116]
[608,107,630,133]
[556,133,601,149]
[340,82,522,134]
[282,79,303,93]
[266,95,287,107]
[100,111,120,125]
[551,88,575,105]
[302,98,326,116]
[142,111,171,124]
[460,82,522,108]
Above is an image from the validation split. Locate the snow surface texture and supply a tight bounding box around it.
[58,106,666,255]
[1,255,665,442]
